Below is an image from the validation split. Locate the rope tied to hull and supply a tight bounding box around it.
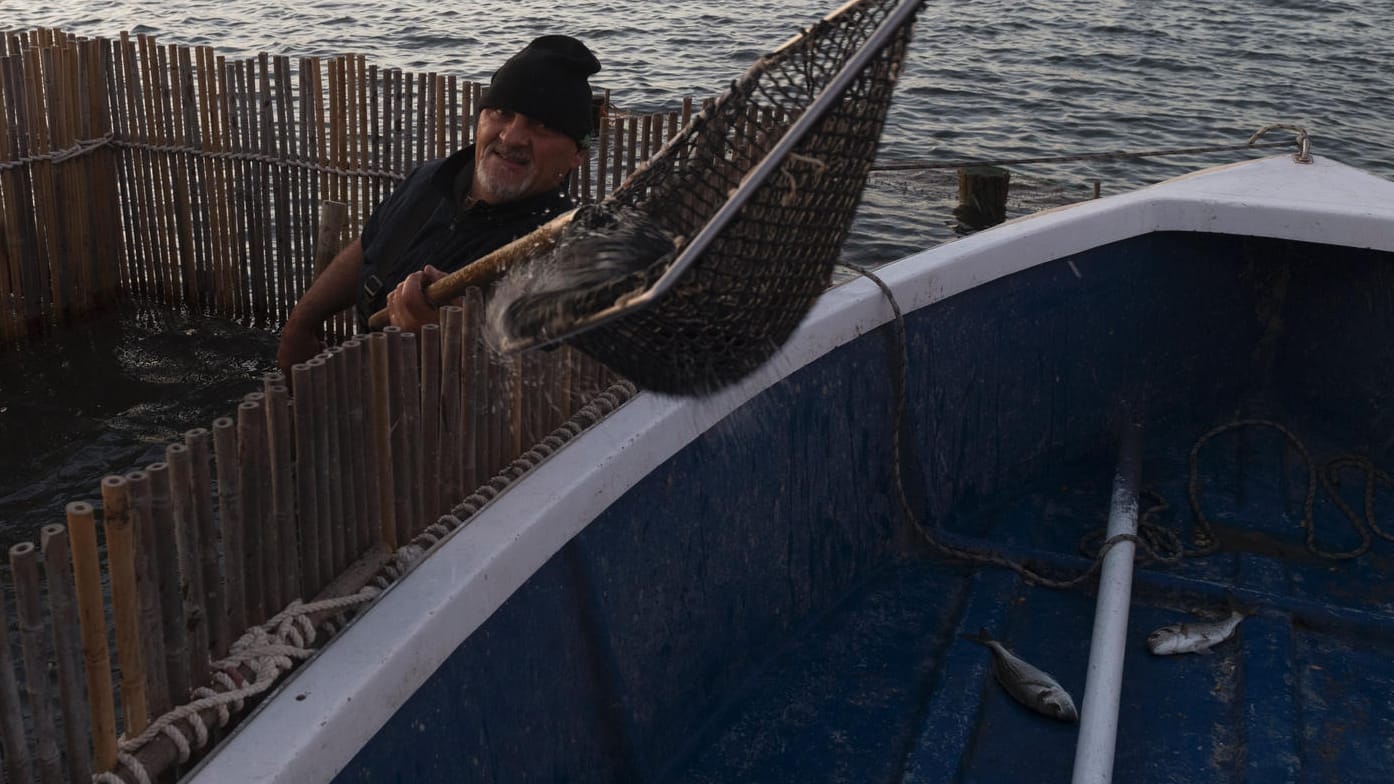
[93,587,380,784]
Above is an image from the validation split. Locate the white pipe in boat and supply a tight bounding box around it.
[1070,421,1142,784]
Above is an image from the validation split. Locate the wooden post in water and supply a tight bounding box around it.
[41,523,94,782]
[0,569,35,784]
[66,500,118,772]
[10,542,63,784]
[953,165,1010,232]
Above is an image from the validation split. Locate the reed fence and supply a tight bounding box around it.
[1,293,618,783]
[0,27,697,341]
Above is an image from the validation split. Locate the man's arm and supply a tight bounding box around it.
[276,238,364,373]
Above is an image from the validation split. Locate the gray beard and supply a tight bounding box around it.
[475,146,537,202]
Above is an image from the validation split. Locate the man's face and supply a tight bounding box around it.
[472,107,583,204]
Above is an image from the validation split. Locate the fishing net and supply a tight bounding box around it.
[494,0,925,395]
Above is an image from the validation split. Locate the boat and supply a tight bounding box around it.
[186,149,1394,782]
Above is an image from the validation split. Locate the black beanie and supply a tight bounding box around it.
[481,35,601,145]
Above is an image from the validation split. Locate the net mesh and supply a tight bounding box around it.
[503,0,924,395]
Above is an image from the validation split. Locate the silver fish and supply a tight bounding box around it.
[1146,610,1245,655]
[966,629,1078,722]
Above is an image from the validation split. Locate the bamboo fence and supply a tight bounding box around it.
[0,28,697,340]
[0,26,704,784]
[0,297,618,782]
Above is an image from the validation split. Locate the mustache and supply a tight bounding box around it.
[485,141,533,165]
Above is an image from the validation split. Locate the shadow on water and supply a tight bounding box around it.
[0,306,279,553]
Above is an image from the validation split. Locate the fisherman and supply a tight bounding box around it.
[275,34,601,373]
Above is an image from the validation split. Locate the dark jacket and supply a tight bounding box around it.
[355,144,573,328]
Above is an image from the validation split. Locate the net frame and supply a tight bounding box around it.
[502,0,926,395]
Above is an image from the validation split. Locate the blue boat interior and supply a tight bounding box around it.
[337,232,1394,783]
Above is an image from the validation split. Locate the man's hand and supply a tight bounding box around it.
[386,265,449,332]
[277,318,325,375]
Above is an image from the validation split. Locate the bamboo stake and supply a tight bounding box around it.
[324,346,350,573]
[447,72,458,156]
[90,38,124,305]
[122,34,157,304]
[460,288,484,491]
[610,112,623,191]
[10,542,63,784]
[41,523,94,782]
[0,567,35,784]
[146,461,190,703]
[0,54,21,338]
[124,469,170,717]
[402,71,416,172]
[333,346,362,565]
[273,55,298,323]
[186,428,227,659]
[166,44,197,307]
[369,63,383,219]
[178,45,210,311]
[290,363,321,597]
[439,305,464,509]
[258,53,275,325]
[201,47,230,316]
[344,55,360,251]
[239,60,268,326]
[46,45,79,320]
[236,398,267,625]
[212,416,245,638]
[266,383,300,604]
[307,356,336,582]
[420,322,442,519]
[26,46,58,320]
[100,475,150,736]
[396,330,422,542]
[166,443,212,690]
[343,339,374,557]
[414,73,427,174]
[369,332,397,550]
[149,40,179,305]
[67,500,118,772]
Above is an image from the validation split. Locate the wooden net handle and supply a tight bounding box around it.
[366,209,575,330]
